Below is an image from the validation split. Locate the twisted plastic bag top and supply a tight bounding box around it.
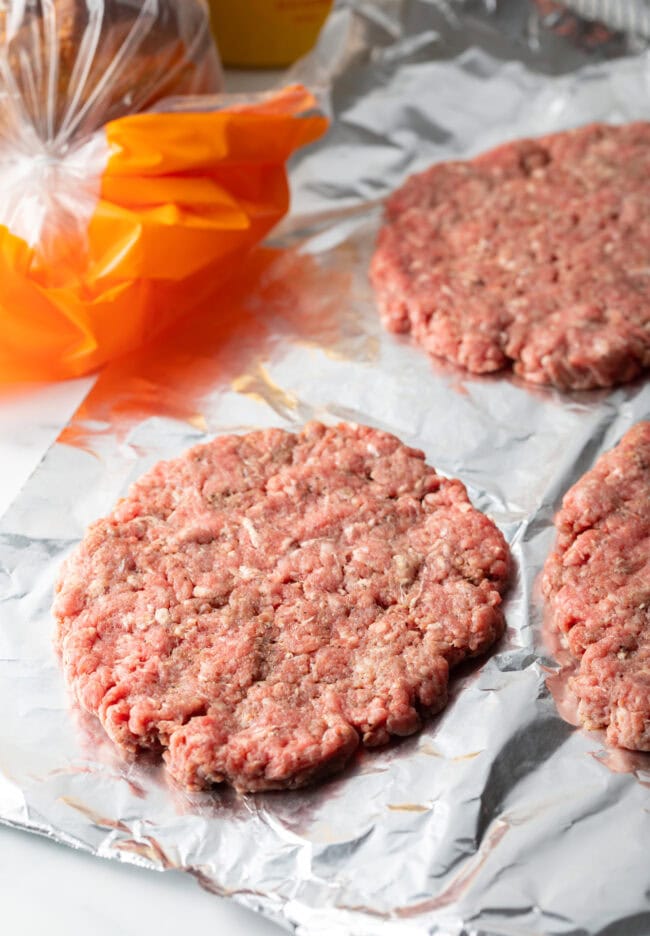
[0,0,222,252]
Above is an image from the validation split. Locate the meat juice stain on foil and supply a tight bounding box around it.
[58,249,279,448]
[58,245,362,452]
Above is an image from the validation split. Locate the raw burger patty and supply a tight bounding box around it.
[543,422,650,750]
[370,122,650,390]
[54,422,510,792]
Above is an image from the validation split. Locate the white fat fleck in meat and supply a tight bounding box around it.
[241,517,260,548]
[192,585,212,599]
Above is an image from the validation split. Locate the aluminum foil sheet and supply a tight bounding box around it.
[2,2,650,933]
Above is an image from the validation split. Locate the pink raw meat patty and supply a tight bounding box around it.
[370,122,650,390]
[543,422,650,749]
[54,422,511,792]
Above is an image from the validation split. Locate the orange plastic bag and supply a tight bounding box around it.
[0,85,326,381]
[0,2,326,381]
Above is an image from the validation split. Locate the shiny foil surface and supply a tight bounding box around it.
[1,2,650,933]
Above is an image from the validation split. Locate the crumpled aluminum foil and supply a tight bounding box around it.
[1,2,650,934]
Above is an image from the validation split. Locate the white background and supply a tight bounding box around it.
[0,67,287,936]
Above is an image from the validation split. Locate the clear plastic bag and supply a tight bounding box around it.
[0,0,221,263]
[0,0,222,141]
[0,3,326,381]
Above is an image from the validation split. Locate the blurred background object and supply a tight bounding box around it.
[535,0,650,45]
[210,0,333,67]
[562,0,650,36]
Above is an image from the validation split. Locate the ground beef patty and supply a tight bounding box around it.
[543,422,650,750]
[370,122,650,390]
[54,422,510,792]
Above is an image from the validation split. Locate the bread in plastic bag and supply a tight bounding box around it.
[0,1,327,380]
[0,0,223,139]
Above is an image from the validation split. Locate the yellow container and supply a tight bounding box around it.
[210,1,332,68]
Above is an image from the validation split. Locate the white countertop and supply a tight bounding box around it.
[2,825,280,936]
[0,66,291,936]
